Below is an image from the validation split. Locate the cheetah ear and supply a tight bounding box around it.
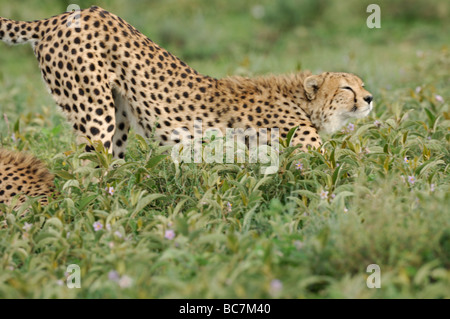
[304,74,324,100]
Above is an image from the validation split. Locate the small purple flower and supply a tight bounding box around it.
[435,95,444,103]
[22,222,33,232]
[93,221,103,232]
[108,271,120,282]
[11,133,17,142]
[294,240,304,250]
[269,279,283,296]
[407,176,415,185]
[109,271,133,288]
[118,275,133,288]
[404,157,409,164]
[415,86,422,94]
[347,123,355,132]
[374,120,381,128]
[226,202,232,212]
[343,123,355,133]
[319,190,329,200]
[430,184,435,192]
[165,229,175,240]
[331,193,336,199]
[106,187,115,195]
[295,162,303,170]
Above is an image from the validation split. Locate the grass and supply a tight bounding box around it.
[0,0,449,298]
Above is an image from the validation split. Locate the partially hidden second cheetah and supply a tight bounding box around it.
[0,149,54,209]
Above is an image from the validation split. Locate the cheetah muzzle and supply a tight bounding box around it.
[0,6,373,157]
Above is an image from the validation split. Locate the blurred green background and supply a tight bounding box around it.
[0,0,448,81]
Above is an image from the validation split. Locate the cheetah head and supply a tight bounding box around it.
[304,72,373,134]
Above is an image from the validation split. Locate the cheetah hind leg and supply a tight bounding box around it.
[112,88,131,160]
[55,86,117,164]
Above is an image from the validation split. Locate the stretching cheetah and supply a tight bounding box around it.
[0,6,373,158]
[0,149,54,209]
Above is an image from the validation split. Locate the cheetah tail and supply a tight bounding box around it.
[0,17,42,44]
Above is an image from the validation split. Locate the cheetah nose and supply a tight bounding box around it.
[364,95,373,104]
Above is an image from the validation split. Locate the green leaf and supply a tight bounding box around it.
[285,125,299,147]
[173,198,190,217]
[53,170,75,180]
[77,195,98,211]
[146,154,168,169]
[44,217,64,232]
[132,194,166,216]
[13,118,20,132]
[135,134,150,152]
[62,179,80,192]
[243,204,260,232]
[424,108,436,128]
[415,159,445,177]
[331,164,341,185]
[254,176,273,191]
[294,189,319,200]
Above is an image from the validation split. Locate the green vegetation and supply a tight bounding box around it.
[0,0,449,298]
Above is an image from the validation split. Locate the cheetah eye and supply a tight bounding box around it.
[342,86,353,91]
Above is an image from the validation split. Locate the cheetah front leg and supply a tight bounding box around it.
[290,124,323,152]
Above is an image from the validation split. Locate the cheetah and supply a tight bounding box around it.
[0,149,54,209]
[0,6,373,159]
